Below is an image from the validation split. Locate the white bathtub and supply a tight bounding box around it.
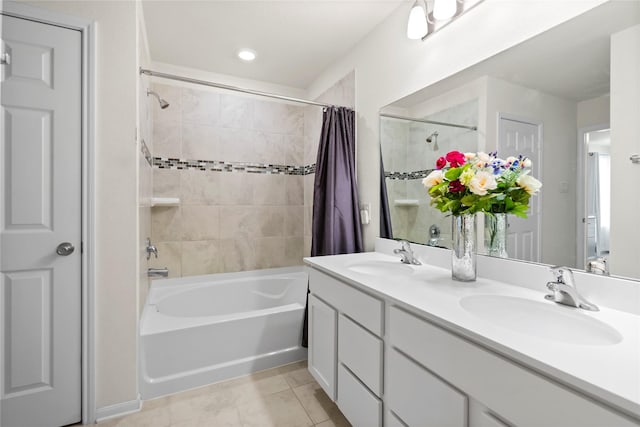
[140,266,308,399]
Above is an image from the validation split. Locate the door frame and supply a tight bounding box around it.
[1,1,97,423]
[496,112,544,263]
[576,123,610,269]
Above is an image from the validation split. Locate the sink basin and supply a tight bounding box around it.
[460,295,623,346]
[346,260,414,276]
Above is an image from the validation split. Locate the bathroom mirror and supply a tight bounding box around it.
[380,1,640,281]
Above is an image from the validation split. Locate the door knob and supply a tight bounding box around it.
[56,242,75,256]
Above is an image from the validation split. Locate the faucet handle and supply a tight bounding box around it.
[398,239,412,251]
[549,265,573,285]
[145,237,159,260]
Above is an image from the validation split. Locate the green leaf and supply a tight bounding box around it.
[444,167,463,181]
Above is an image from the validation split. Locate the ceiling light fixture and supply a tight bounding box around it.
[407,0,484,41]
[237,49,256,62]
[407,0,428,40]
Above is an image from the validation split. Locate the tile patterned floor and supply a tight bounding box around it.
[98,362,351,427]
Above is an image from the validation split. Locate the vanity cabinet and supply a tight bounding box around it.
[307,265,638,427]
[389,306,637,427]
[308,268,384,427]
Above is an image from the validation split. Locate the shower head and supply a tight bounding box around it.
[426,131,439,143]
[147,89,170,109]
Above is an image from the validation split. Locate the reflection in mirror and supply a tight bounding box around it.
[380,102,478,249]
[380,1,640,281]
[582,128,611,274]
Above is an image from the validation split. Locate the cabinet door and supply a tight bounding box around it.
[308,294,338,400]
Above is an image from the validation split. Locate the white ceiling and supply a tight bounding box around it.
[142,0,406,89]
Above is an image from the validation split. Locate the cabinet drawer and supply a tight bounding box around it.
[309,268,383,335]
[389,306,636,427]
[338,314,383,396]
[337,363,382,427]
[388,348,466,427]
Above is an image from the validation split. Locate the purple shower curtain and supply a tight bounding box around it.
[380,151,393,239]
[302,106,362,347]
[310,106,363,256]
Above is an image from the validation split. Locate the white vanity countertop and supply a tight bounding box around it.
[304,251,640,419]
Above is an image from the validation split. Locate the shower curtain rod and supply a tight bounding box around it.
[139,68,343,109]
[380,113,478,131]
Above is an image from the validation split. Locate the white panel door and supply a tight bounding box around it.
[498,117,541,262]
[1,15,82,426]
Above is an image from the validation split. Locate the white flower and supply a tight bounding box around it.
[468,171,497,195]
[522,158,532,168]
[464,152,477,160]
[506,156,517,164]
[477,152,491,163]
[517,174,542,195]
[422,170,444,189]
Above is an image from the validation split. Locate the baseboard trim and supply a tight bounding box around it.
[95,398,141,422]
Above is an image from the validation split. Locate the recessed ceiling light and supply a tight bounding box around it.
[238,49,256,62]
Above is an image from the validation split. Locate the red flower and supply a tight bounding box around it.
[449,180,465,193]
[445,151,466,168]
[436,157,447,169]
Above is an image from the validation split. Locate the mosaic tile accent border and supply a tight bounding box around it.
[153,157,317,176]
[141,139,153,166]
[385,169,435,180]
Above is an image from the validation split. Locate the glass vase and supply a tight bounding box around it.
[451,213,476,282]
[485,213,508,258]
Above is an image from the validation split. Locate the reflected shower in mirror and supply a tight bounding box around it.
[379,1,640,281]
[380,100,478,248]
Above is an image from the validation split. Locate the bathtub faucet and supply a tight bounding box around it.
[148,267,169,278]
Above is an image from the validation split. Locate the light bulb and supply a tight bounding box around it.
[433,0,457,20]
[407,1,428,40]
[238,49,256,61]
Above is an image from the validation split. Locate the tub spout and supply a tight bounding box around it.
[148,267,169,278]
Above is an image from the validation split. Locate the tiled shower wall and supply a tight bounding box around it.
[148,72,355,278]
[149,84,307,277]
[381,99,478,245]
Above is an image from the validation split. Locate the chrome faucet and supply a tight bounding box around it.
[393,240,421,265]
[148,267,169,278]
[146,238,158,260]
[586,258,609,276]
[545,266,598,311]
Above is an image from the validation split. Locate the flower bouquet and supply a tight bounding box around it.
[422,150,542,218]
[422,150,542,278]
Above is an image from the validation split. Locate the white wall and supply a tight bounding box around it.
[307,0,608,250]
[25,0,139,410]
[577,95,610,129]
[610,24,640,279]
